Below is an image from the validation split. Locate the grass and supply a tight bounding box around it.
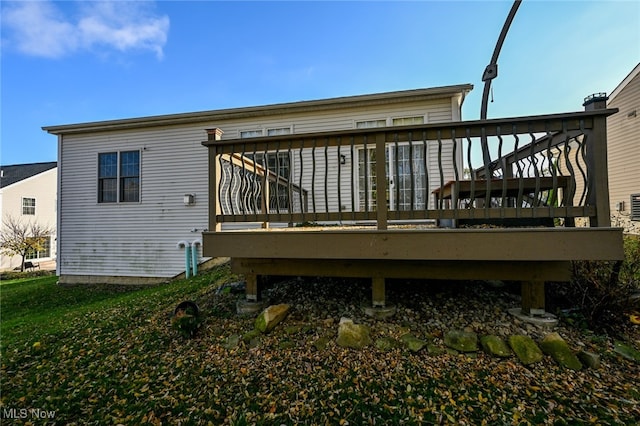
[1,263,639,425]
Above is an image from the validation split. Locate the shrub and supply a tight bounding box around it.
[554,235,640,332]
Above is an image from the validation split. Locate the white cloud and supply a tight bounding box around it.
[2,1,169,59]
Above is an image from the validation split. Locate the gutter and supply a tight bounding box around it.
[42,84,473,135]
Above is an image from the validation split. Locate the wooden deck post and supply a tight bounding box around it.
[206,128,224,232]
[521,281,545,316]
[245,273,261,302]
[372,276,386,307]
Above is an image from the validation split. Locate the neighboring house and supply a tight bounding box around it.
[607,63,640,234]
[43,85,472,285]
[0,162,57,270]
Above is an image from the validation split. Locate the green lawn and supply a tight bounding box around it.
[1,264,639,425]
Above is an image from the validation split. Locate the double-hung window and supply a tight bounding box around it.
[22,197,36,215]
[98,151,140,203]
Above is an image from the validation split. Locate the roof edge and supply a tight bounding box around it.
[608,63,640,103]
[42,84,473,135]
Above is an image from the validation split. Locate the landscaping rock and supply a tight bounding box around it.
[400,333,427,352]
[480,335,512,358]
[427,344,446,356]
[509,335,543,365]
[255,304,291,333]
[578,350,601,369]
[444,330,478,352]
[613,341,640,364]
[375,337,400,352]
[336,318,371,349]
[313,336,331,351]
[242,329,261,344]
[540,333,582,371]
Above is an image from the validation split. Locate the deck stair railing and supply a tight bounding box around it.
[203,108,616,231]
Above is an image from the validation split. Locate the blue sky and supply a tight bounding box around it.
[1,0,638,166]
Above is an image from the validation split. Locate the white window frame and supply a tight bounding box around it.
[97,150,141,204]
[22,197,36,215]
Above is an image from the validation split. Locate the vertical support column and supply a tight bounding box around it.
[375,133,388,230]
[372,276,386,308]
[245,273,261,302]
[521,281,545,316]
[206,128,224,232]
[583,95,611,228]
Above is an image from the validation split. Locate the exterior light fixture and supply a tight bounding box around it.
[184,194,196,206]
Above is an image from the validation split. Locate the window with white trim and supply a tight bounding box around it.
[241,127,292,210]
[392,116,424,126]
[240,129,263,138]
[98,150,140,203]
[356,119,387,129]
[26,236,50,260]
[22,197,36,215]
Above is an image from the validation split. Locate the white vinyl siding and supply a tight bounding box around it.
[607,70,639,217]
[56,94,463,279]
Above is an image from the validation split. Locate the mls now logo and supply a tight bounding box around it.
[2,408,56,419]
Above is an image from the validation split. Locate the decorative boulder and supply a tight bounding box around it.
[255,304,290,333]
[578,350,601,369]
[375,337,400,352]
[540,333,582,371]
[509,335,543,365]
[480,335,512,358]
[444,330,478,352]
[336,318,372,349]
[613,341,640,364]
[400,333,427,353]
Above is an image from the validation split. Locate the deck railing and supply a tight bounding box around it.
[203,108,617,231]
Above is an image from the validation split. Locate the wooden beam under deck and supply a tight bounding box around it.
[231,258,572,282]
[203,227,623,262]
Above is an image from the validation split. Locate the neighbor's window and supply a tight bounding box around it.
[266,127,291,136]
[26,236,50,260]
[392,116,425,126]
[98,151,140,203]
[22,197,36,215]
[240,129,263,138]
[356,119,387,129]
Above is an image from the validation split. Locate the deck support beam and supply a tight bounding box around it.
[520,280,546,316]
[245,273,261,302]
[372,277,386,307]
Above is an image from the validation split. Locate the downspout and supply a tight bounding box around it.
[176,240,192,278]
[191,238,202,277]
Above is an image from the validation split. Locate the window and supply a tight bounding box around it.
[356,119,387,129]
[392,116,424,126]
[98,151,140,203]
[240,129,263,138]
[632,194,640,221]
[266,127,291,136]
[240,127,292,210]
[26,236,50,260]
[22,197,36,215]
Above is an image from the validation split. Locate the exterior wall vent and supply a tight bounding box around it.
[631,193,640,221]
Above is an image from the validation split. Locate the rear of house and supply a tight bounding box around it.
[44,85,471,285]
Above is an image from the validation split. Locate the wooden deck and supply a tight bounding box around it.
[202,106,624,316]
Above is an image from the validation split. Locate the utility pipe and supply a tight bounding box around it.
[176,240,192,279]
[191,239,202,277]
